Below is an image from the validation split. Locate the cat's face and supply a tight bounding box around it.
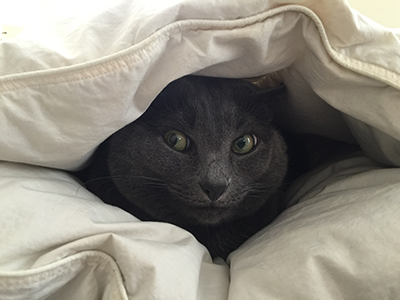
[106,76,288,226]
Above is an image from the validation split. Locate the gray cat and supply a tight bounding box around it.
[83,75,301,259]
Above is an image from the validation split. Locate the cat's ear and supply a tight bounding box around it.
[252,82,287,110]
[254,82,286,99]
[245,82,287,124]
[245,73,285,96]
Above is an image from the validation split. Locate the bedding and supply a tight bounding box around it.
[1,0,400,299]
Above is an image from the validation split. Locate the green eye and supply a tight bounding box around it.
[164,130,189,151]
[232,134,257,154]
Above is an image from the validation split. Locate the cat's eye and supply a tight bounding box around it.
[232,134,257,155]
[164,130,189,152]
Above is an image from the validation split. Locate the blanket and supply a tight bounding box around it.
[1,0,399,299]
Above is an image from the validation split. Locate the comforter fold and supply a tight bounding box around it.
[1,0,399,299]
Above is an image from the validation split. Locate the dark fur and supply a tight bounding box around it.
[82,75,300,259]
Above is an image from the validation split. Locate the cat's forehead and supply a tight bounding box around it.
[165,79,259,127]
[141,75,275,140]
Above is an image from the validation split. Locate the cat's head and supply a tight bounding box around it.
[104,75,288,226]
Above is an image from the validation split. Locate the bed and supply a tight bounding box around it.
[1,0,400,299]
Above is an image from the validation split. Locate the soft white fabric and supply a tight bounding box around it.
[1,0,399,169]
[0,162,229,300]
[230,154,400,299]
[1,0,400,299]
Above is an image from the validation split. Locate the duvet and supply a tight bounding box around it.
[0,0,400,299]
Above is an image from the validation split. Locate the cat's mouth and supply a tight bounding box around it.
[184,205,238,225]
[178,195,253,225]
[166,182,265,225]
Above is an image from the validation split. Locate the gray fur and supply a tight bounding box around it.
[85,75,290,258]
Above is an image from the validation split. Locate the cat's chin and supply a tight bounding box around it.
[179,203,252,226]
[187,209,234,226]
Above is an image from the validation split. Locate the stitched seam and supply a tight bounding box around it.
[0,6,326,91]
[0,5,398,93]
[0,250,129,299]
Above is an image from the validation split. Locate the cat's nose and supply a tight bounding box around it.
[201,181,229,201]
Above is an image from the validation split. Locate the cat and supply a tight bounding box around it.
[81,75,305,259]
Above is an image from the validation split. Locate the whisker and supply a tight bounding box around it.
[85,175,167,187]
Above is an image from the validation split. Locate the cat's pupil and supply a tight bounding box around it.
[164,130,188,151]
[169,133,178,146]
[232,134,255,154]
[236,137,246,149]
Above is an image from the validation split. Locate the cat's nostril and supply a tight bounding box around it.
[201,181,229,201]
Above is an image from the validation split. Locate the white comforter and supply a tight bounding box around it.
[1,0,399,299]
